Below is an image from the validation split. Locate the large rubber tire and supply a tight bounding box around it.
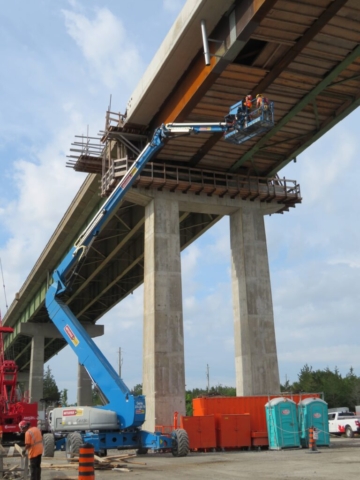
[171,429,189,457]
[345,425,354,438]
[136,448,149,455]
[66,432,83,461]
[43,433,55,457]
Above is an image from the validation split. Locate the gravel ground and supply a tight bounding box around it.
[2,436,359,479]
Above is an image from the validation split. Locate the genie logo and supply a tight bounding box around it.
[282,409,290,415]
[63,410,77,417]
[63,409,83,417]
[313,413,321,418]
[64,325,79,346]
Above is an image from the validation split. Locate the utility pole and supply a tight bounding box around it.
[118,347,123,378]
[206,364,210,392]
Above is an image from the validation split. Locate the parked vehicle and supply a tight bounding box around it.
[328,411,360,437]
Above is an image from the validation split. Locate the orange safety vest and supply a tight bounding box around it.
[245,97,252,108]
[25,427,44,458]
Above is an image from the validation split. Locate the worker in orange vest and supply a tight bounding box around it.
[244,95,253,122]
[19,421,44,480]
[245,94,253,109]
[256,93,269,110]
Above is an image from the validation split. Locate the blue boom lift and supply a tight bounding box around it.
[44,99,274,458]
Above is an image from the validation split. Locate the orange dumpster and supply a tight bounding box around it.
[215,414,251,449]
[180,415,216,451]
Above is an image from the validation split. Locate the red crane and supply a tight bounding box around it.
[0,312,37,442]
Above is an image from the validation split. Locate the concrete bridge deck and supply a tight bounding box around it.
[3,0,360,393]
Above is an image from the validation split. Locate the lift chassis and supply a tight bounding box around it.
[44,99,274,457]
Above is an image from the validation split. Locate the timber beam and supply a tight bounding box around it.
[267,90,360,176]
[152,0,278,126]
[230,44,360,172]
[250,0,349,97]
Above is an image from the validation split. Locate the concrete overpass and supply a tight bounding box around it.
[4,0,360,429]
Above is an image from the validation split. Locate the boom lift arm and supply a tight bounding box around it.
[45,100,274,431]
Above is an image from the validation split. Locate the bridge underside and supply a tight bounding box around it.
[7,196,223,370]
[4,0,360,378]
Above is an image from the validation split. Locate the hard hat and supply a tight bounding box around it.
[256,94,263,98]
[19,421,31,432]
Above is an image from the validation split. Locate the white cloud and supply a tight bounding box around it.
[181,243,201,277]
[62,8,144,90]
[0,105,88,309]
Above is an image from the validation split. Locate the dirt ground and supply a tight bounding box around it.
[3,437,359,479]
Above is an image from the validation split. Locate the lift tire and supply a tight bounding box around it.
[345,425,354,438]
[171,429,189,457]
[43,433,55,457]
[136,448,149,455]
[66,432,83,461]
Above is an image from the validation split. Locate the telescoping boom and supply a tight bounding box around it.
[45,98,274,455]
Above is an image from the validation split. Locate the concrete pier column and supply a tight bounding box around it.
[17,371,30,399]
[77,364,93,406]
[230,205,280,395]
[143,195,185,431]
[29,334,45,403]
[20,322,104,406]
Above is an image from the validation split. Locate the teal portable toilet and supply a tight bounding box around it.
[265,397,300,450]
[298,397,329,447]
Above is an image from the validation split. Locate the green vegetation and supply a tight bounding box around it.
[43,365,60,402]
[52,365,360,412]
[92,386,104,406]
[185,385,236,416]
[281,365,360,411]
[60,388,68,407]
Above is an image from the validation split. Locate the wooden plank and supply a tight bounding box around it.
[14,443,24,456]
[53,477,78,480]
[7,447,14,457]
[273,0,323,17]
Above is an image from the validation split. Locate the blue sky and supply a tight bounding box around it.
[1,0,360,403]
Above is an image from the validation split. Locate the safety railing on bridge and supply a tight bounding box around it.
[101,157,301,209]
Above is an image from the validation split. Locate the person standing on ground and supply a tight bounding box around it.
[19,421,43,480]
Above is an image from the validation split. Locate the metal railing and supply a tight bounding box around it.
[101,157,301,204]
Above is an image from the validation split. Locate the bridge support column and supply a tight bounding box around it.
[230,205,280,395]
[20,322,104,405]
[143,196,185,431]
[17,371,30,399]
[77,364,93,406]
[29,334,45,404]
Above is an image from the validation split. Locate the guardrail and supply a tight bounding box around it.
[101,157,301,211]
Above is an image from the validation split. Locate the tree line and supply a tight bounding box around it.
[40,365,360,412]
[281,364,360,411]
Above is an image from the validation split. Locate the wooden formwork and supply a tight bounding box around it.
[0,444,28,479]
